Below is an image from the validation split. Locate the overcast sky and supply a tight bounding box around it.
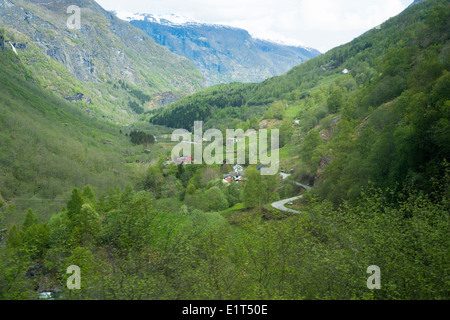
[95,0,414,53]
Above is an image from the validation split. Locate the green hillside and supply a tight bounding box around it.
[0,43,155,223]
[150,0,450,202]
[0,0,448,301]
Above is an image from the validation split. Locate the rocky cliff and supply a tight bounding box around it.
[123,13,321,86]
[0,0,204,93]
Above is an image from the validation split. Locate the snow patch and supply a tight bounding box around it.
[115,12,199,26]
[252,35,317,52]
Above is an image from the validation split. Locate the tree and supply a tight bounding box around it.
[0,192,5,209]
[82,185,96,203]
[22,221,49,260]
[129,100,144,114]
[22,209,38,231]
[199,167,219,188]
[271,101,285,120]
[165,163,178,177]
[327,88,344,113]
[280,119,294,147]
[79,204,101,245]
[221,164,233,175]
[144,166,165,197]
[6,225,22,249]
[186,183,196,195]
[129,130,155,146]
[224,182,242,207]
[205,187,229,211]
[300,130,324,170]
[243,167,263,208]
[67,188,83,223]
[161,175,182,199]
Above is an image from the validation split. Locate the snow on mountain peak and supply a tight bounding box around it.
[114,11,319,53]
[115,12,198,26]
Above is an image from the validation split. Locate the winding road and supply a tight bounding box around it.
[271,182,311,214]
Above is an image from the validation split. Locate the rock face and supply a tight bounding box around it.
[151,92,178,107]
[124,14,321,86]
[64,92,91,104]
[0,0,203,93]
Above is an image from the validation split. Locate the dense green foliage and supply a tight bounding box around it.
[129,130,155,146]
[151,0,450,203]
[1,174,448,300]
[0,45,148,222]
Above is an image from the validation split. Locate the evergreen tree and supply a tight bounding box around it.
[67,188,84,225]
[22,209,38,231]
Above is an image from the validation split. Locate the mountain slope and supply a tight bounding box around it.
[149,0,449,200]
[121,13,320,86]
[0,0,204,122]
[0,41,140,221]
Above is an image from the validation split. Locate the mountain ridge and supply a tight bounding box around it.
[0,0,205,122]
[121,12,321,86]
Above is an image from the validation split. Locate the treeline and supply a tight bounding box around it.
[129,130,155,146]
[112,80,151,115]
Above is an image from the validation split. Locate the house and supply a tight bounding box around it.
[342,68,350,74]
[233,164,244,173]
[280,172,291,180]
[222,176,233,184]
[223,171,243,183]
[173,156,193,164]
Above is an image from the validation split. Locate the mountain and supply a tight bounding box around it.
[149,0,449,200]
[0,43,129,220]
[118,12,321,86]
[0,0,204,122]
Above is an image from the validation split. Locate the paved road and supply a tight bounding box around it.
[271,182,311,214]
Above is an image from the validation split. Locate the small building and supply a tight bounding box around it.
[222,176,233,184]
[342,68,350,74]
[223,171,243,183]
[227,138,239,144]
[173,156,193,164]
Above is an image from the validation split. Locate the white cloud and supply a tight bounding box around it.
[95,0,413,53]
